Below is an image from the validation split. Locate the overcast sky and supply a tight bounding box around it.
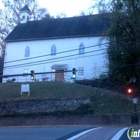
[0,0,96,17]
[39,0,95,16]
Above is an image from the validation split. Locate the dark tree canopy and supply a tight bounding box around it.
[0,0,50,38]
[95,0,140,83]
[0,0,51,82]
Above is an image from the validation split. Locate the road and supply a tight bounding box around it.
[67,127,128,140]
[0,126,131,140]
[0,126,92,140]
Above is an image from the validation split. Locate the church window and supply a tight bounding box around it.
[79,43,85,54]
[25,46,30,57]
[51,44,56,55]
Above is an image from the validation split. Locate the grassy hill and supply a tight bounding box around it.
[0,81,139,115]
[0,81,102,100]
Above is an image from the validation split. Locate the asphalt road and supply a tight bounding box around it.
[0,126,92,140]
[68,127,128,140]
[0,126,134,140]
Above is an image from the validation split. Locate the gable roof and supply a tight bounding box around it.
[5,14,110,42]
[20,5,32,15]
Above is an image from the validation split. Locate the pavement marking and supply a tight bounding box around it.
[104,128,121,140]
[111,127,128,140]
[67,127,102,140]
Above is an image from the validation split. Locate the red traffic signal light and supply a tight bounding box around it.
[127,88,133,94]
[126,87,134,95]
[125,77,138,96]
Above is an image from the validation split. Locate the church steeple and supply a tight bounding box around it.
[20,5,32,23]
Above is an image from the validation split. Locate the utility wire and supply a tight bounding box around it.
[5,38,130,64]
[4,49,140,69]
[3,38,135,65]
[3,38,140,69]
[4,49,107,69]
[4,42,108,64]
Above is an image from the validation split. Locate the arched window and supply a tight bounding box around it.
[25,46,30,57]
[79,43,85,54]
[51,44,56,55]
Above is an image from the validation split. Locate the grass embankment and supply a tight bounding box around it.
[0,81,139,115]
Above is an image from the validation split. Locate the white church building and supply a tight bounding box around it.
[3,5,109,82]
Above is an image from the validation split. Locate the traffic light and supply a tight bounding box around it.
[126,87,134,95]
[72,68,76,78]
[125,76,138,96]
[31,70,35,80]
[125,83,135,95]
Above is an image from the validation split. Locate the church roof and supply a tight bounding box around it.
[5,14,110,42]
[20,5,32,15]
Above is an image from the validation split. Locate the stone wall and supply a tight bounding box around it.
[0,99,91,116]
[0,99,136,126]
[0,115,131,126]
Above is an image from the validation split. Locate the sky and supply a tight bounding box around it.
[0,0,96,17]
[38,0,95,16]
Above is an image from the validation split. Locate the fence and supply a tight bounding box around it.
[4,74,74,83]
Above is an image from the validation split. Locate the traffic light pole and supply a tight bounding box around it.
[128,0,139,125]
[132,76,138,124]
[133,97,138,124]
[0,70,76,78]
[126,76,139,124]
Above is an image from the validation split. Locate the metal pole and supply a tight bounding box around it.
[132,76,138,124]
[0,70,77,78]
[131,0,139,125]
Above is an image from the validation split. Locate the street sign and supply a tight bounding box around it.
[21,84,30,97]
[133,98,138,104]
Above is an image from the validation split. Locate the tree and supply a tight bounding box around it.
[94,0,140,83]
[0,42,5,82]
[0,0,50,82]
[56,12,66,18]
[1,0,50,35]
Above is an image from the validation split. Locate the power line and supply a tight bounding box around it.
[3,38,139,69]
[3,38,135,66]
[4,48,139,69]
[4,49,107,69]
[4,42,108,64]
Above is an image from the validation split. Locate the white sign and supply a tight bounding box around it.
[133,98,138,104]
[21,84,30,96]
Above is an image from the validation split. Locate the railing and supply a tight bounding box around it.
[4,74,74,83]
